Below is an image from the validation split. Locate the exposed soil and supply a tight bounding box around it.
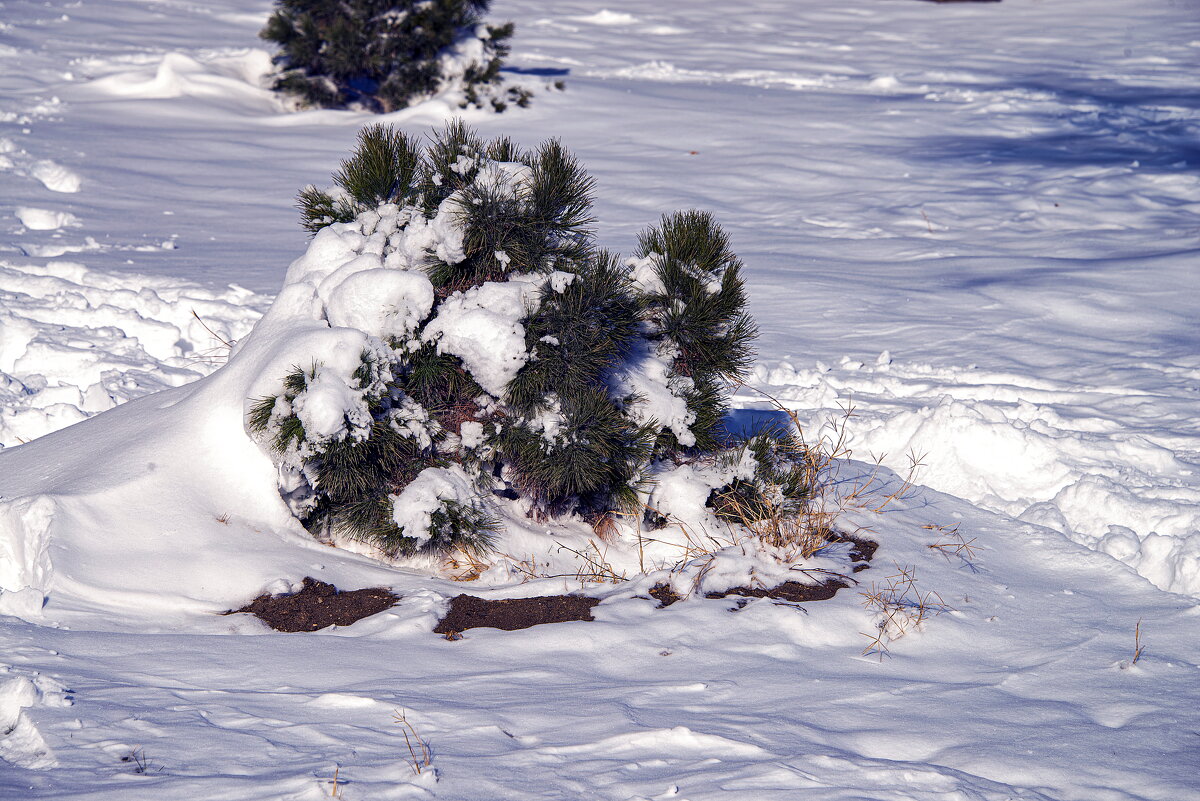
[434,593,600,635]
[658,533,877,606]
[229,577,399,632]
[232,535,876,633]
[706,577,848,603]
[838,534,878,571]
[648,584,682,608]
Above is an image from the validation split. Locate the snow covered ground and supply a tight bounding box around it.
[1,0,1198,798]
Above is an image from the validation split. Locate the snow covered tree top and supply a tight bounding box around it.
[247,122,765,561]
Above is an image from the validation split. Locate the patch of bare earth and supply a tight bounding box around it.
[655,533,878,606]
[434,594,600,635]
[229,577,399,632]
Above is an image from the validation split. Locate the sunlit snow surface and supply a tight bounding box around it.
[1,0,1198,799]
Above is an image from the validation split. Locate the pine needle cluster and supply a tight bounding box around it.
[249,122,781,559]
[707,426,814,531]
[260,0,531,112]
[636,212,757,453]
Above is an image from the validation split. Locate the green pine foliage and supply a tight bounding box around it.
[506,252,640,414]
[494,388,658,517]
[707,427,814,527]
[249,122,764,559]
[635,211,758,454]
[260,0,532,113]
[332,125,423,208]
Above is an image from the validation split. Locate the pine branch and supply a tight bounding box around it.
[334,124,423,208]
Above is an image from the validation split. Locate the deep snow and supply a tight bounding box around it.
[1,0,1199,799]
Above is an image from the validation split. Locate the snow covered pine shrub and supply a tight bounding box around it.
[259,0,530,112]
[248,122,814,562]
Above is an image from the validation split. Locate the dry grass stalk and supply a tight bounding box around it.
[444,547,492,581]
[686,551,720,598]
[120,747,155,774]
[632,394,873,596]
[735,388,924,521]
[392,709,432,775]
[597,507,649,571]
[667,512,739,562]
[859,563,950,660]
[712,487,831,560]
[1132,619,1145,665]
[635,512,739,596]
[489,388,917,596]
[329,765,343,798]
[836,447,926,514]
[607,504,726,574]
[558,539,627,583]
[190,308,235,349]
[187,308,236,366]
[591,511,620,544]
[496,552,547,582]
[924,523,979,564]
[495,540,627,584]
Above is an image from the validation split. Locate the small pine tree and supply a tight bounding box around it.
[248,122,780,559]
[260,0,531,113]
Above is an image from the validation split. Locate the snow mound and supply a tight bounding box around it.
[422,277,540,397]
[14,207,80,231]
[0,670,71,770]
[78,49,278,109]
[749,355,1200,597]
[28,160,81,193]
[0,259,269,448]
[0,259,394,625]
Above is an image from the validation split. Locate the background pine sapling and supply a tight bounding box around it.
[249,122,770,561]
[260,0,532,113]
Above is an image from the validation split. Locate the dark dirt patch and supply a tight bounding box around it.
[706,577,849,603]
[704,533,877,604]
[648,584,682,608]
[837,533,878,572]
[229,577,399,632]
[434,593,599,634]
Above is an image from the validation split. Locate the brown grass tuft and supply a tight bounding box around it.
[392,709,432,775]
[859,563,951,660]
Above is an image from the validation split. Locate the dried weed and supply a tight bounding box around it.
[859,563,951,660]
